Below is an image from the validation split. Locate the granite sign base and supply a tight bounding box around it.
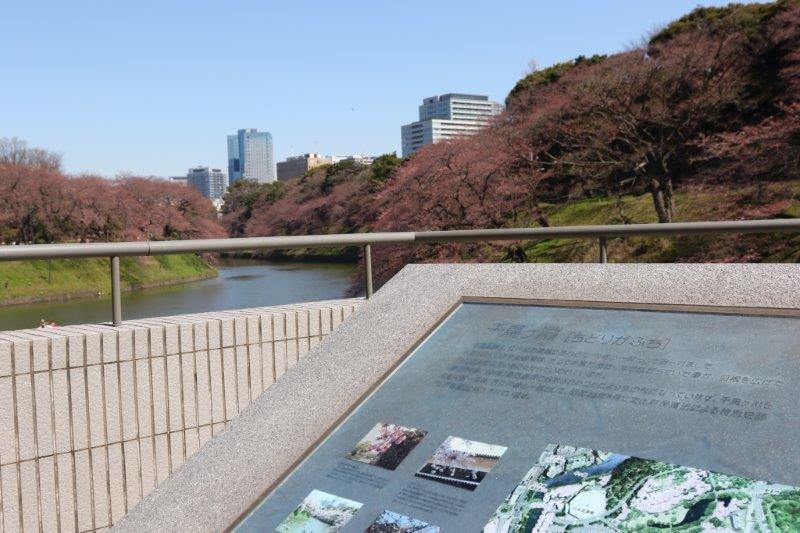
[112,264,800,532]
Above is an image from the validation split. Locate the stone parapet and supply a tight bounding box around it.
[0,298,363,532]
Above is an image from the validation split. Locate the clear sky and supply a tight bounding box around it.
[1,0,763,177]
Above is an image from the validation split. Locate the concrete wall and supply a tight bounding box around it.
[0,298,363,533]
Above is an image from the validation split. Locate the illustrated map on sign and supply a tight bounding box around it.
[484,444,800,532]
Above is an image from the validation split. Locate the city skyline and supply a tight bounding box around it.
[1,0,767,178]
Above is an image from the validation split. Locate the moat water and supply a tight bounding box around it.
[0,258,357,331]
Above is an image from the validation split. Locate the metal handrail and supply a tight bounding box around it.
[1,218,798,326]
[0,232,417,260]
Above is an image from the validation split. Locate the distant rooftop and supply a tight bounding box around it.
[422,93,489,104]
[285,153,326,161]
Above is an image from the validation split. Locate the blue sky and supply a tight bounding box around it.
[1,0,764,177]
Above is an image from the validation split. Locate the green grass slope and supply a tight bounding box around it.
[0,254,217,305]
[517,181,800,265]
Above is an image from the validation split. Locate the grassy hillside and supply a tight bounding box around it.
[519,181,800,264]
[0,254,217,305]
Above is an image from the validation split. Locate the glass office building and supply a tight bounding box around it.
[227,128,275,184]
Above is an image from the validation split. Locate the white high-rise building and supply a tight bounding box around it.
[186,166,228,202]
[400,93,503,157]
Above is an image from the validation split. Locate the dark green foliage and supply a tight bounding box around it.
[224,180,269,211]
[370,152,402,184]
[326,159,361,176]
[506,55,606,104]
[606,458,663,508]
[221,180,286,237]
[763,490,800,530]
[650,0,795,44]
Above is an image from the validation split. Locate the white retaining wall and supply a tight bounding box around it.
[0,298,363,532]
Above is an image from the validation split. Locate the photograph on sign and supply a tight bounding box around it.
[346,422,428,471]
[415,436,508,491]
[276,489,363,533]
[484,443,800,532]
[365,509,440,532]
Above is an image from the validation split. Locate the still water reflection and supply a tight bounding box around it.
[0,259,356,332]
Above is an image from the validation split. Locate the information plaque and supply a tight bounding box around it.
[235,301,800,532]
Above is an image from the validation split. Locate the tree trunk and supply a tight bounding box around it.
[535,210,550,228]
[649,180,673,223]
[664,178,676,222]
[506,244,528,263]
[614,196,633,224]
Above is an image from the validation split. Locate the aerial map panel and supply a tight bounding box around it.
[235,301,800,532]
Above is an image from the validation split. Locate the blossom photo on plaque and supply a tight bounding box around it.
[365,510,440,533]
[415,436,507,491]
[346,422,427,471]
[275,489,362,533]
[483,443,800,532]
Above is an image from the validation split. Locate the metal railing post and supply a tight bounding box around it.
[364,244,373,299]
[598,237,608,264]
[111,256,122,326]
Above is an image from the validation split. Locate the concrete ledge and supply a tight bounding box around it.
[0,298,363,533]
[112,263,800,532]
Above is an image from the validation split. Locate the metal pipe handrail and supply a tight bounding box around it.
[1,218,798,326]
[0,232,417,260]
[2,219,798,261]
[414,218,800,242]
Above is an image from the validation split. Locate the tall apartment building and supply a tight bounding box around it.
[227,128,275,184]
[400,93,503,157]
[277,153,332,182]
[186,166,228,201]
